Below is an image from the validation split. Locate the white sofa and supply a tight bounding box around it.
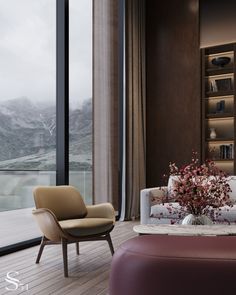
[140,177,236,225]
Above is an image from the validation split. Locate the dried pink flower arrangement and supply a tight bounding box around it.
[167,151,233,217]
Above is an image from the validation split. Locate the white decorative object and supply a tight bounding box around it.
[181,214,213,225]
[210,128,216,139]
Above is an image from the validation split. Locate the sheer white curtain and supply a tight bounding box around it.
[93,0,119,210]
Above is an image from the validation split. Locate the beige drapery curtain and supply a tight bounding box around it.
[93,0,119,210]
[121,0,146,220]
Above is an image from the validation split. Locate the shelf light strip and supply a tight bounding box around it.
[206,73,234,79]
[204,95,234,100]
[206,116,234,121]
[206,51,234,58]
[207,141,234,144]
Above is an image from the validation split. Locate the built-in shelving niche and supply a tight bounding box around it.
[202,43,236,175]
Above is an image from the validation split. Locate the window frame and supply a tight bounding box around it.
[0,0,69,255]
[0,0,123,255]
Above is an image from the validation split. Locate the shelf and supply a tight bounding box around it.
[207,139,234,144]
[206,90,234,97]
[204,95,234,100]
[206,72,233,79]
[206,113,234,118]
[206,116,234,122]
[205,67,233,76]
[206,138,234,142]
[212,159,234,162]
[205,49,234,57]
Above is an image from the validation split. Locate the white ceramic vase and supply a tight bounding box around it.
[182,214,213,225]
[210,128,216,139]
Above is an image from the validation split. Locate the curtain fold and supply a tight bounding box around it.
[121,0,146,220]
[93,0,146,218]
[93,0,119,210]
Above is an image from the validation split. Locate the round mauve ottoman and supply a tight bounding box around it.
[109,235,236,295]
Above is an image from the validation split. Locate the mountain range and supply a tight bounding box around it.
[0,97,92,171]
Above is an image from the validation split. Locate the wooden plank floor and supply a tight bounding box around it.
[0,221,139,295]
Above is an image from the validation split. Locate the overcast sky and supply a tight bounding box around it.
[0,0,92,108]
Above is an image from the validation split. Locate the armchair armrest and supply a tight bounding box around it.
[140,187,168,224]
[86,203,115,223]
[32,208,67,241]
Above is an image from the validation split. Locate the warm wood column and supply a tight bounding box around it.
[146,0,201,186]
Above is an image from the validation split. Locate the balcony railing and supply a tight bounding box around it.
[0,170,92,212]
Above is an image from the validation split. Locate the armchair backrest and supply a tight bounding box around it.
[33,185,87,221]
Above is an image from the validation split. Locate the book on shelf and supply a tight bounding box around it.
[219,144,234,160]
[209,80,217,92]
[215,78,232,91]
[209,78,233,93]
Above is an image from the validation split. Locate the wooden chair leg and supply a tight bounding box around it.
[36,236,47,263]
[62,238,68,277]
[76,242,80,255]
[106,233,114,255]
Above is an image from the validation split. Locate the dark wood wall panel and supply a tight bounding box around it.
[200,0,236,48]
[146,0,201,187]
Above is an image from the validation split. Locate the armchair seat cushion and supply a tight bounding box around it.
[59,218,114,237]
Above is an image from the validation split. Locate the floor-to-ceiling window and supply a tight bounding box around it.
[69,0,93,204]
[0,0,120,253]
[0,0,56,249]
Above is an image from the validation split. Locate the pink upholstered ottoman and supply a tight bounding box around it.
[109,235,236,295]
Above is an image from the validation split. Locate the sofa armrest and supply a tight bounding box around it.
[140,187,168,224]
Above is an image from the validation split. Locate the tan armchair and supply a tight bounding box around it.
[32,185,115,277]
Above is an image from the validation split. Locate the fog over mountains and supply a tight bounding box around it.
[0,97,92,170]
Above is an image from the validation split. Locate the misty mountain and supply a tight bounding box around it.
[0,97,92,170]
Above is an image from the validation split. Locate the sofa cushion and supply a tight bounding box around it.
[167,175,190,203]
[149,188,167,206]
[167,175,179,197]
[227,176,236,203]
[213,205,236,223]
[150,202,186,220]
[151,203,236,223]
